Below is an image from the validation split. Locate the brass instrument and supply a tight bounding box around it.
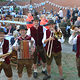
[0,51,12,65]
[0,51,12,58]
[47,31,62,58]
[54,31,62,39]
[47,32,53,58]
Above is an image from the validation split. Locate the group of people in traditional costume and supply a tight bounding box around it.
[0,13,80,80]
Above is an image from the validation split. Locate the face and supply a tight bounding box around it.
[49,24,55,31]
[28,13,32,17]
[0,32,5,41]
[19,29,27,37]
[7,25,11,29]
[78,27,80,32]
[0,23,1,28]
[33,20,39,28]
[43,16,46,20]
[56,16,58,20]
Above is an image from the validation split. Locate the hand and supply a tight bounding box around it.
[48,37,54,41]
[31,47,35,53]
[13,46,19,51]
[72,31,76,36]
[74,27,78,32]
[2,55,8,59]
[57,28,61,32]
[72,27,78,36]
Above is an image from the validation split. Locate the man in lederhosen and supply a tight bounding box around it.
[13,25,34,80]
[27,16,47,78]
[69,18,80,77]
[42,20,64,80]
[0,28,13,80]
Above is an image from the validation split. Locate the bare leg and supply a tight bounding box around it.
[28,76,33,80]
[8,77,12,80]
[33,64,38,78]
[43,65,51,80]
[47,65,51,75]
[33,64,37,72]
[58,65,63,77]
[18,74,22,80]
[42,63,46,68]
[42,63,46,71]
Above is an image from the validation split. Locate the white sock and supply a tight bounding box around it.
[28,77,33,80]
[18,77,22,80]
[34,69,38,72]
[60,76,63,79]
[42,67,46,71]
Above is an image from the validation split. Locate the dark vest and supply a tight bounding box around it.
[45,29,62,53]
[2,39,10,64]
[76,35,80,58]
[30,26,43,46]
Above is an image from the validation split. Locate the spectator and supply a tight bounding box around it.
[50,8,53,15]
[26,13,33,29]
[0,23,7,33]
[66,7,71,19]
[78,7,80,17]
[42,7,46,14]
[58,8,63,19]
[72,8,78,24]
[68,17,80,77]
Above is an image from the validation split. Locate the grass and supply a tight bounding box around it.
[50,53,80,80]
[11,53,80,80]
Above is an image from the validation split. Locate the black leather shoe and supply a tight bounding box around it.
[33,72,38,78]
[43,75,51,80]
[42,70,47,75]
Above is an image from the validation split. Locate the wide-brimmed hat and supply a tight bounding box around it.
[0,28,6,34]
[74,20,80,28]
[32,16,40,21]
[47,20,55,25]
[18,25,27,31]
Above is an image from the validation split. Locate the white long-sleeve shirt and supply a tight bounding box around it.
[58,10,63,18]
[68,35,77,45]
[42,30,65,46]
